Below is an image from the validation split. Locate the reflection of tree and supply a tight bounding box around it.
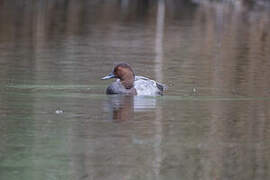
[185,2,270,179]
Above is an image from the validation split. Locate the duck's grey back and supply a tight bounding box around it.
[134,76,166,96]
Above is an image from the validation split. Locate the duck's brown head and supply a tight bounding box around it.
[102,63,135,89]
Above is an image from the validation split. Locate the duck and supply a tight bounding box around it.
[101,63,166,96]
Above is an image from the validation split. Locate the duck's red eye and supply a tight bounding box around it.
[113,67,120,78]
[113,68,118,74]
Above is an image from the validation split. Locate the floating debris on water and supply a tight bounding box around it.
[55,110,64,114]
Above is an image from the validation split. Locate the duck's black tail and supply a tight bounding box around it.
[156,82,167,95]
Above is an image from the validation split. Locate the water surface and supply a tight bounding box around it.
[0,0,270,180]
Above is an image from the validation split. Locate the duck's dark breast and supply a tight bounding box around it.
[106,82,123,94]
[106,82,137,95]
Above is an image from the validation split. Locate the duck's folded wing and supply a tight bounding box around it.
[135,76,167,91]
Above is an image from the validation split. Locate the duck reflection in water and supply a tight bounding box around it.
[110,95,134,121]
[104,95,157,121]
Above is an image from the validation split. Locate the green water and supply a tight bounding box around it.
[1,0,270,180]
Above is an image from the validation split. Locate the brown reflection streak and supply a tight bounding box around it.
[207,100,270,179]
[112,96,134,122]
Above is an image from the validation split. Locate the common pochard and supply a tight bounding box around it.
[102,63,166,96]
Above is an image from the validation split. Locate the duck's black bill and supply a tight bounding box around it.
[101,72,116,80]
